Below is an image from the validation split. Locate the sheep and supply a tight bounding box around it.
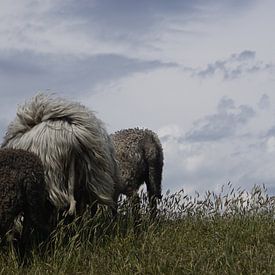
[1,93,121,221]
[0,148,52,258]
[111,128,164,220]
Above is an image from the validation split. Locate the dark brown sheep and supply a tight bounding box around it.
[0,148,53,258]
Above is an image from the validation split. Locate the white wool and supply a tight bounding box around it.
[2,93,119,211]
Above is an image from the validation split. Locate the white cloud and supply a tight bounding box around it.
[266,137,275,153]
[159,121,275,195]
[158,124,183,140]
[185,154,205,172]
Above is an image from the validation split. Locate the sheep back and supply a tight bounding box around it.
[111,128,163,198]
[0,148,49,238]
[1,93,117,212]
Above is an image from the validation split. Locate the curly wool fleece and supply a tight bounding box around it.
[0,148,51,240]
[2,93,120,214]
[111,128,163,199]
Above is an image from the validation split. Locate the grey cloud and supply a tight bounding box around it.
[0,0,258,63]
[56,1,205,31]
[258,94,270,110]
[217,96,235,111]
[246,63,273,74]
[197,61,225,78]
[27,0,199,48]
[195,50,272,80]
[45,0,256,44]
[231,50,255,61]
[0,51,45,75]
[0,50,177,98]
[185,97,256,142]
[265,126,275,138]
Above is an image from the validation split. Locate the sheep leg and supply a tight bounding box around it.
[148,194,158,220]
[90,201,98,217]
[111,186,121,218]
[68,198,76,216]
[67,156,76,216]
[146,165,162,220]
[25,180,53,255]
[18,211,32,265]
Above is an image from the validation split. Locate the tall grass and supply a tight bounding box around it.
[0,183,274,274]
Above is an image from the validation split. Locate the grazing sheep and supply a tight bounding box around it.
[0,148,52,257]
[1,93,121,220]
[111,128,164,219]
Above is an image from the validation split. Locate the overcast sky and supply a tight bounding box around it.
[1,0,275,195]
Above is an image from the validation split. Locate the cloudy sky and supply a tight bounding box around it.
[1,0,275,195]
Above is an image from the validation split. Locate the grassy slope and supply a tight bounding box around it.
[0,186,274,274]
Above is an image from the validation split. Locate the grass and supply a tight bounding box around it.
[0,183,274,274]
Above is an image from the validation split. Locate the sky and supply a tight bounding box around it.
[0,0,275,195]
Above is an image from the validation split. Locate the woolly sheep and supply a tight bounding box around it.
[111,128,164,218]
[0,148,52,257]
[1,93,121,219]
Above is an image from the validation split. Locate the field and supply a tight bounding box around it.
[0,184,274,274]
